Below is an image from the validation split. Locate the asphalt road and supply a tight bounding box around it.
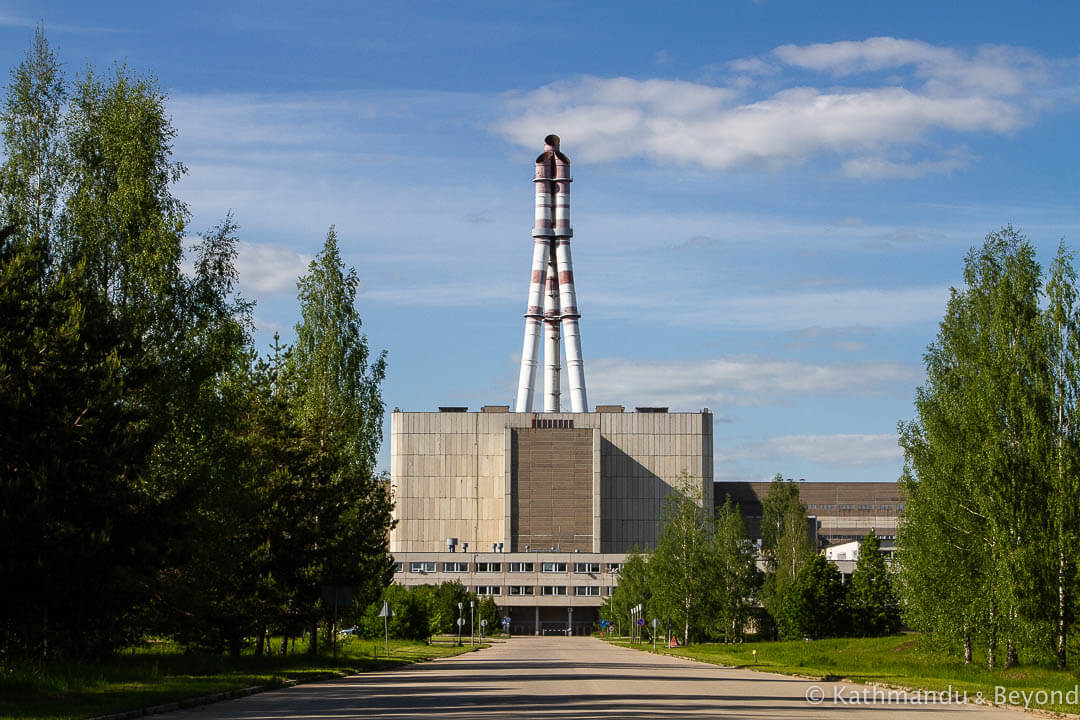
[168,637,1032,719]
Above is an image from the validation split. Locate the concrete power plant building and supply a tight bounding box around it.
[390,136,713,635]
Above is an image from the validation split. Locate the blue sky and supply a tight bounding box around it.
[7,1,1080,483]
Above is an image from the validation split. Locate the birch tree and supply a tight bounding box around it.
[760,475,813,636]
[648,472,713,646]
[898,227,1052,670]
[1044,243,1080,670]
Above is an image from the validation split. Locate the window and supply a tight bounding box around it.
[573,562,600,574]
[410,561,436,573]
[392,562,403,573]
[508,585,534,596]
[838,504,855,510]
[475,562,501,572]
[532,417,574,429]
[574,586,601,596]
[604,586,615,596]
[858,504,875,510]
[541,562,567,573]
[607,562,621,572]
[879,504,893,510]
[442,561,468,572]
[819,504,835,510]
[540,586,567,596]
[508,562,534,573]
[475,585,501,596]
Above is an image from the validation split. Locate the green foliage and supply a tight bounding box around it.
[709,500,763,642]
[382,585,429,641]
[0,30,394,662]
[0,30,199,659]
[780,554,847,639]
[847,531,901,636]
[760,474,814,636]
[424,581,471,635]
[478,596,500,634]
[898,226,1080,670]
[603,550,650,638]
[647,473,713,646]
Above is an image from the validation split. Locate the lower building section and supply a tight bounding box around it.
[506,605,599,636]
[393,551,619,636]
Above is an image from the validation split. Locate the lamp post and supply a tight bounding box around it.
[470,600,475,646]
[457,602,463,646]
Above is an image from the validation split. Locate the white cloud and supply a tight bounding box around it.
[235,242,311,294]
[587,356,920,410]
[587,282,950,331]
[771,38,1048,96]
[842,148,974,179]
[727,57,778,76]
[727,433,902,467]
[496,38,1062,177]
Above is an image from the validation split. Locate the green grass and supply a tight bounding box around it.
[0,637,487,720]
[611,634,1080,715]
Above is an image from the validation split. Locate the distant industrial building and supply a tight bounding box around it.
[390,406,712,635]
[714,481,901,546]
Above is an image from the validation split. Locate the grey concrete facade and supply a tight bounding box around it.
[389,407,712,632]
[390,408,713,555]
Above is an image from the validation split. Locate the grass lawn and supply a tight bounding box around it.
[1,637,487,720]
[611,634,1080,715]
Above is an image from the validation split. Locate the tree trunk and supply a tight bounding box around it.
[281,635,290,656]
[1058,548,1067,671]
[229,634,241,659]
[963,634,972,665]
[987,601,996,672]
[1005,639,1017,669]
[309,621,318,656]
[255,628,265,657]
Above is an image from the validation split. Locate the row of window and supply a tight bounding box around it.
[404,561,620,574]
[805,503,903,511]
[475,585,607,597]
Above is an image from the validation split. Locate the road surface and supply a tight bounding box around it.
[169,637,1034,719]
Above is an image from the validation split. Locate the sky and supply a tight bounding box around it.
[6,1,1080,484]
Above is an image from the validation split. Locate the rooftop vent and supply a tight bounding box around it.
[438,406,468,412]
[596,405,624,413]
[635,406,669,413]
[481,405,510,413]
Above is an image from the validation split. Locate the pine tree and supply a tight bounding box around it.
[847,530,901,636]
[781,554,847,639]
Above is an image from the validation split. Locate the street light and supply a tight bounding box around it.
[470,600,475,646]
[457,602,464,646]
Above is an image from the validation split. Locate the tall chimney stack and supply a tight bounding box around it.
[514,135,588,413]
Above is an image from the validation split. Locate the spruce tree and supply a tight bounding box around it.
[847,530,901,636]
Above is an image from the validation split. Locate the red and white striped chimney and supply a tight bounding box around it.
[514,137,555,412]
[553,143,588,412]
[514,135,588,413]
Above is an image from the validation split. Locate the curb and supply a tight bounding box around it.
[86,673,345,720]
